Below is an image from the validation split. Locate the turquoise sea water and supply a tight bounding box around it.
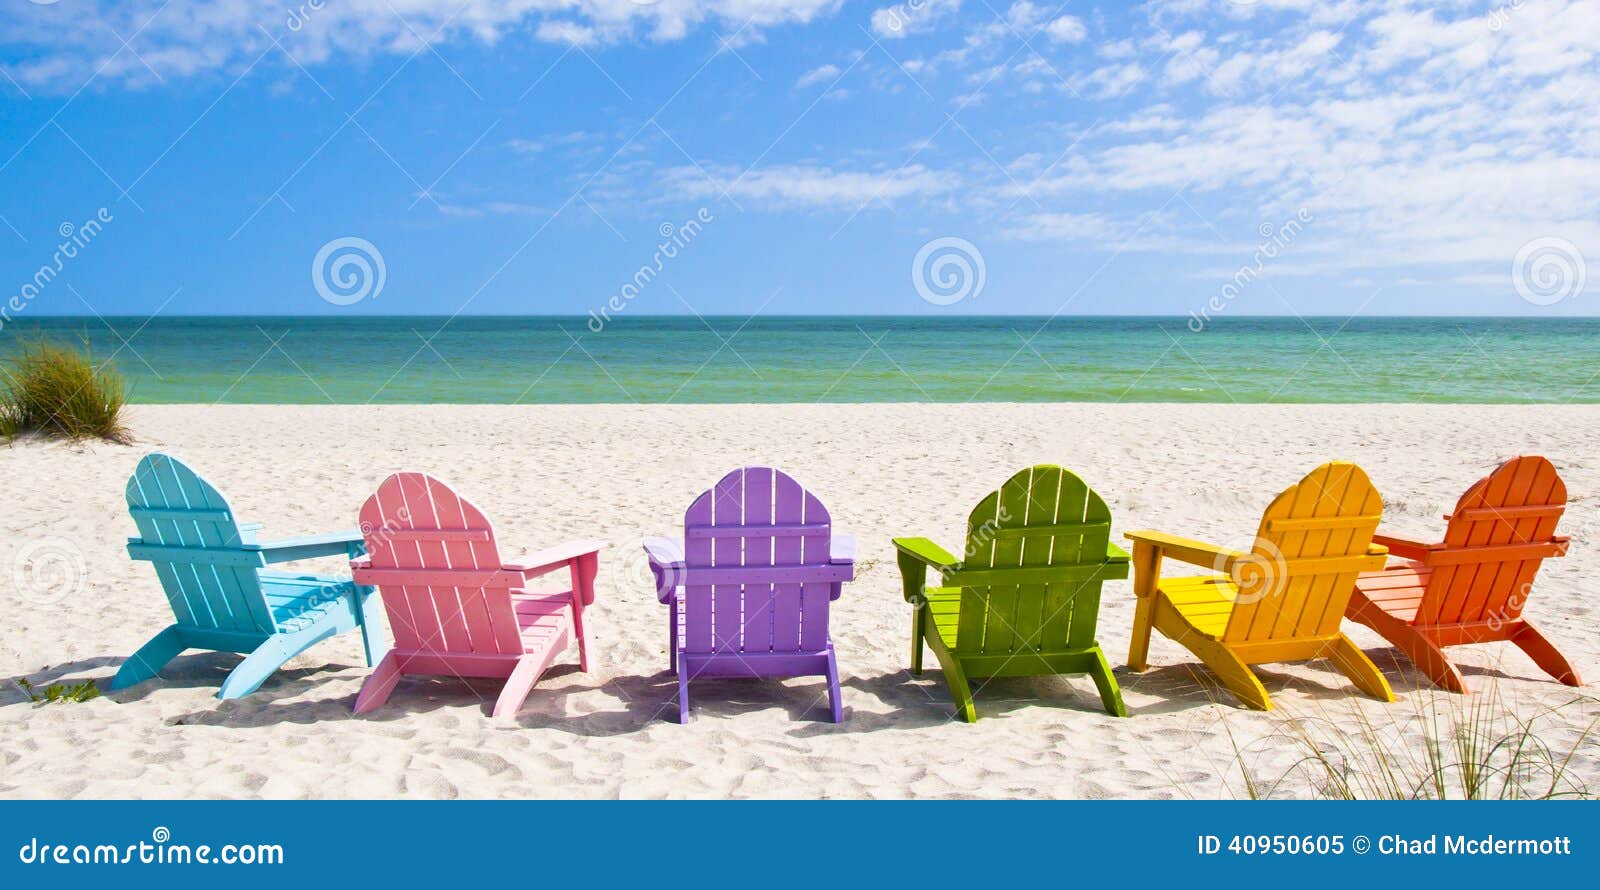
[1,316,1596,403]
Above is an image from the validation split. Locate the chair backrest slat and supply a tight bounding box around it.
[1416,456,1567,626]
[678,467,835,656]
[126,453,274,634]
[1222,462,1384,643]
[953,466,1115,656]
[356,473,522,656]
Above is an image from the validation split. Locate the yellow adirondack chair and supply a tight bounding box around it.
[1124,461,1394,710]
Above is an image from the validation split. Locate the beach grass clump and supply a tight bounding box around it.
[1,338,129,443]
[16,677,101,704]
[1236,684,1597,800]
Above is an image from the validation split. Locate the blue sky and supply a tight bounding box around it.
[1,0,1596,317]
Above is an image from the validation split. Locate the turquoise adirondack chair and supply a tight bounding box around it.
[110,453,383,699]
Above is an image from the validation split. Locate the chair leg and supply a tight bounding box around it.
[923,629,977,722]
[909,609,925,676]
[353,651,405,714]
[1127,541,1160,671]
[355,587,386,668]
[492,656,543,719]
[1354,601,1468,693]
[1128,595,1156,672]
[825,647,843,723]
[1325,634,1395,702]
[110,625,187,690]
[1175,630,1273,711]
[677,668,691,724]
[668,597,678,675]
[218,625,333,700]
[572,605,590,673]
[1510,621,1584,687]
[1086,646,1128,717]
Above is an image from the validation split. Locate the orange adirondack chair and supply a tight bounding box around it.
[1126,461,1394,710]
[1347,455,1582,692]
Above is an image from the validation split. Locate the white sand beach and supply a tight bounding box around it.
[2,403,1596,799]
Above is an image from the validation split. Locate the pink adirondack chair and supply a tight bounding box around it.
[644,467,856,723]
[350,473,602,717]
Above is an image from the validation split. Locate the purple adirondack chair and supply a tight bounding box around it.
[643,467,856,723]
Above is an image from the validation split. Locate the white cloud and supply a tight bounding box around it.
[669,163,954,209]
[1043,15,1087,43]
[796,63,842,88]
[0,0,847,89]
[536,20,600,48]
[924,0,1600,287]
[1002,211,1119,242]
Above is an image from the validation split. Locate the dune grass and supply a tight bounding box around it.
[1,337,130,443]
[16,677,101,704]
[1233,682,1598,800]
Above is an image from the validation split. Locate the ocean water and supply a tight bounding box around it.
[1,316,1596,403]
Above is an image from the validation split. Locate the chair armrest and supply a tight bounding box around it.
[893,537,959,605]
[1370,533,1435,561]
[831,533,858,564]
[1106,541,1130,563]
[502,539,605,578]
[892,537,959,571]
[244,529,368,563]
[827,534,857,599]
[643,537,685,603]
[1124,530,1245,571]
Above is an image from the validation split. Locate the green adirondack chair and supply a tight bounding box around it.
[893,465,1130,721]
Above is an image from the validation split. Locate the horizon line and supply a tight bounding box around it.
[10,313,1600,320]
